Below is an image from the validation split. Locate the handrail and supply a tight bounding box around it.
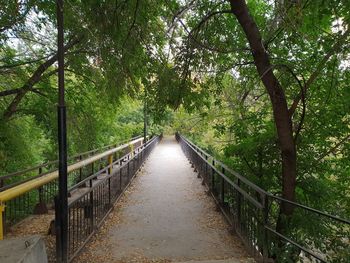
[177,132,350,262]
[181,135,264,209]
[0,135,142,181]
[181,135,267,195]
[0,136,146,240]
[68,136,157,192]
[0,137,144,203]
[264,226,326,263]
[268,194,350,225]
[66,135,161,261]
[179,133,350,224]
[0,161,57,181]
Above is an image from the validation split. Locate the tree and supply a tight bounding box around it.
[0,0,177,173]
[171,0,350,259]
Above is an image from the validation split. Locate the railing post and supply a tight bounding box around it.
[131,143,134,158]
[221,167,225,205]
[108,154,113,175]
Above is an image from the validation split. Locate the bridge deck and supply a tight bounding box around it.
[74,136,253,263]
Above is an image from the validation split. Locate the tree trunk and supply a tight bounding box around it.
[228,0,296,224]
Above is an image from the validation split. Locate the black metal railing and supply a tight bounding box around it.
[176,133,350,263]
[66,135,161,261]
[0,136,144,229]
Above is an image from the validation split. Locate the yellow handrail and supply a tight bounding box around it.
[0,137,144,239]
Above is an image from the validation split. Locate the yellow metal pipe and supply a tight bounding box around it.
[130,143,134,158]
[0,137,143,240]
[108,155,113,174]
[0,137,143,203]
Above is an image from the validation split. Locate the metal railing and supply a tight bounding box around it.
[0,136,144,237]
[176,133,350,263]
[66,135,161,261]
[0,136,142,191]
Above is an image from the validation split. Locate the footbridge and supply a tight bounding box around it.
[0,135,349,263]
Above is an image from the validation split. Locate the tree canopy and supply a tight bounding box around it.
[0,0,349,261]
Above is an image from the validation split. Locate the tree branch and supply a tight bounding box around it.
[0,88,23,97]
[122,0,140,48]
[274,63,306,141]
[0,6,31,33]
[0,54,53,70]
[288,27,350,116]
[190,10,232,34]
[179,16,250,54]
[2,37,81,120]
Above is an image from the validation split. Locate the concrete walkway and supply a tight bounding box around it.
[75,136,253,263]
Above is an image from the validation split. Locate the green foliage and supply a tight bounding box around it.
[1,0,350,260]
[172,0,350,258]
[0,0,177,174]
[0,116,51,175]
[0,93,145,175]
